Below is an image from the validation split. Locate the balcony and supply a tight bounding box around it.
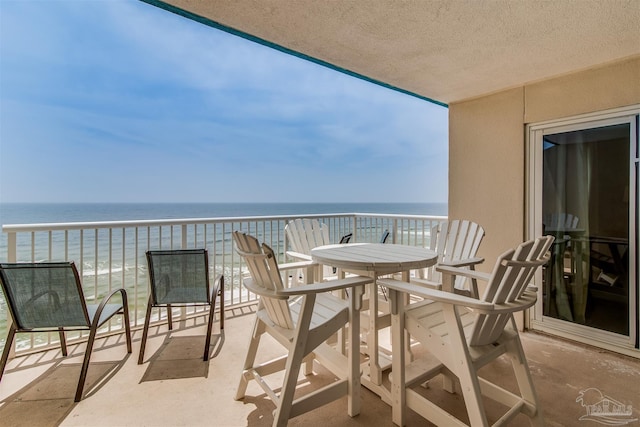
[1,306,639,426]
[1,213,639,425]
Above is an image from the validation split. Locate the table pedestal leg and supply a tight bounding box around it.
[348,284,363,416]
[367,277,382,385]
[359,274,394,404]
[390,287,406,426]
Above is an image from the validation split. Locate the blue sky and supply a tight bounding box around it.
[0,0,448,204]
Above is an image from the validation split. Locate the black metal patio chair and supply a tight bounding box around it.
[0,261,132,402]
[138,249,224,364]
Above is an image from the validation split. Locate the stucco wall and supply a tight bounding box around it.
[525,56,640,123]
[449,56,640,278]
[448,55,639,327]
[449,88,525,277]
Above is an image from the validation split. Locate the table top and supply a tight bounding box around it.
[311,243,437,274]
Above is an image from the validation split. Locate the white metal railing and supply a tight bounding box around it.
[0,212,445,356]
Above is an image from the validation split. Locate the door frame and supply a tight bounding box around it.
[525,105,639,357]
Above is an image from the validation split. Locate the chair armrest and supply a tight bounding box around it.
[286,251,313,262]
[242,275,371,299]
[439,257,484,268]
[487,288,538,314]
[409,277,442,290]
[243,278,288,299]
[278,260,318,272]
[436,265,491,282]
[210,274,224,299]
[278,275,372,296]
[92,288,128,328]
[210,274,224,328]
[377,278,494,311]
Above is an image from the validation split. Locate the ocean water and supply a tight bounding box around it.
[0,202,447,273]
[0,202,447,274]
[0,202,447,225]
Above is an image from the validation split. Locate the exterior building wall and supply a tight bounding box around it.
[449,87,525,280]
[448,56,639,326]
[525,56,639,124]
[449,56,639,272]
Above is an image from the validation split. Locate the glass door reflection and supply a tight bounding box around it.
[542,123,631,335]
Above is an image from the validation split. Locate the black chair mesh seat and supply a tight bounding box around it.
[0,261,131,401]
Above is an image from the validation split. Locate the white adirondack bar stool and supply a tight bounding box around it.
[232,231,371,427]
[380,235,553,427]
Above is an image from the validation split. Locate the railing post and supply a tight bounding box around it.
[180,224,188,320]
[352,214,359,242]
[353,214,357,241]
[4,232,17,358]
[392,218,398,244]
[7,231,16,262]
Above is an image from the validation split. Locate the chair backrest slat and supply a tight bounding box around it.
[309,218,329,249]
[450,220,468,261]
[286,218,335,279]
[440,220,460,261]
[435,220,485,264]
[0,262,91,329]
[285,218,331,255]
[146,249,210,305]
[427,220,485,290]
[470,236,553,346]
[233,232,294,329]
[286,219,306,254]
[464,222,484,260]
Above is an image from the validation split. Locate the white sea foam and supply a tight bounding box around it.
[82,266,124,276]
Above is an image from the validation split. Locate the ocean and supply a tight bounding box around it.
[0,202,447,270]
[1,202,448,264]
[0,202,447,226]
[0,202,447,265]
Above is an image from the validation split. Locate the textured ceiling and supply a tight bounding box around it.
[156,0,640,105]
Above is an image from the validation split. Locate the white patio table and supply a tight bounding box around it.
[311,243,437,401]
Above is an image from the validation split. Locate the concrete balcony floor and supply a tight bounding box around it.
[1,306,638,427]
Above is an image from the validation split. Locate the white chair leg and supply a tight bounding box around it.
[390,288,407,427]
[273,344,307,427]
[0,324,17,382]
[273,297,314,427]
[347,287,361,417]
[456,366,489,427]
[506,339,544,426]
[235,319,265,400]
[442,306,489,426]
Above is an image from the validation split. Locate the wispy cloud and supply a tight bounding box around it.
[0,0,447,203]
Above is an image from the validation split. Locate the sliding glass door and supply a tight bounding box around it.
[528,107,638,354]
